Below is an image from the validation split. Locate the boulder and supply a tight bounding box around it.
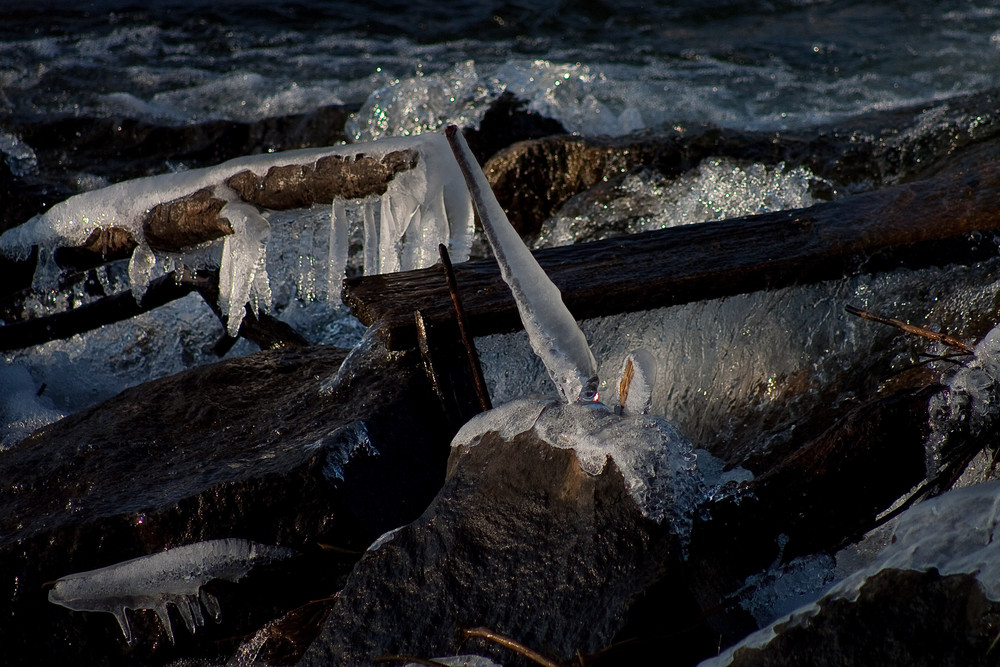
[299,400,713,666]
[0,336,454,666]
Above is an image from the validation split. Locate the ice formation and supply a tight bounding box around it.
[445,125,702,536]
[1,134,474,336]
[48,538,297,644]
[453,398,702,539]
[447,125,598,403]
[702,480,1000,666]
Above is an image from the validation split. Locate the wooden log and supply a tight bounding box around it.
[345,163,1000,350]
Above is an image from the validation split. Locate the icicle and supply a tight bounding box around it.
[616,349,657,416]
[127,242,157,302]
[362,199,379,276]
[328,198,349,303]
[378,190,403,274]
[48,539,297,645]
[219,202,270,336]
[445,125,599,403]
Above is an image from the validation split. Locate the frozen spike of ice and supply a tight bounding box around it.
[378,190,402,274]
[446,125,598,403]
[200,588,222,622]
[127,242,157,302]
[362,200,379,276]
[112,608,134,645]
[48,538,296,644]
[617,349,657,416]
[219,202,270,336]
[153,605,176,643]
[328,198,349,303]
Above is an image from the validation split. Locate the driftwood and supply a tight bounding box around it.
[345,162,1000,349]
[0,269,307,352]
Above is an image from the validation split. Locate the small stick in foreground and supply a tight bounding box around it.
[462,626,564,667]
[845,304,974,355]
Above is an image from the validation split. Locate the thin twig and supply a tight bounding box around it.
[462,627,564,667]
[845,304,973,355]
[439,243,492,412]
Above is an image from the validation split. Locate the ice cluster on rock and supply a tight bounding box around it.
[1,134,473,336]
[48,538,297,644]
[702,480,1000,666]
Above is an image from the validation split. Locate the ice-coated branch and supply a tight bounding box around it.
[445,125,598,403]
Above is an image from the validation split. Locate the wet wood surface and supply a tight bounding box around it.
[345,163,1000,349]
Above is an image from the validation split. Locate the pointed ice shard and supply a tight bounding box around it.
[218,202,271,336]
[446,125,598,403]
[616,349,657,416]
[328,198,349,303]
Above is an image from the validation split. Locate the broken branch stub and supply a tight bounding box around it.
[226,149,420,210]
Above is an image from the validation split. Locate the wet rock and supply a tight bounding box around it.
[714,569,1000,667]
[0,337,454,666]
[704,480,1000,667]
[298,417,711,666]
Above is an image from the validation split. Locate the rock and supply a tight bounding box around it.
[298,400,712,666]
[704,480,1000,667]
[0,336,455,666]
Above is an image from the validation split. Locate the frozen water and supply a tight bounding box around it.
[535,158,828,249]
[0,129,37,177]
[453,398,703,543]
[404,658,501,667]
[1,134,474,336]
[477,256,1000,461]
[48,538,297,644]
[703,480,1000,665]
[0,363,64,450]
[448,126,598,403]
[614,349,657,416]
[926,321,1000,475]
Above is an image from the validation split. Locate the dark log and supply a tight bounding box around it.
[0,270,209,352]
[345,163,1000,350]
[0,269,308,352]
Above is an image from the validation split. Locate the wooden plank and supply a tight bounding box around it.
[344,163,1000,349]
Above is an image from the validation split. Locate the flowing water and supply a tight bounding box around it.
[3,0,1000,446]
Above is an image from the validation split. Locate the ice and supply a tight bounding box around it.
[478,256,1000,462]
[614,349,657,416]
[1,134,474,335]
[218,202,271,336]
[926,321,1000,475]
[447,126,598,403]
[48,538,296,644]
[535,159,827,249]
[0,129,37,177]
[453,397,703,542]
[0,363,65,450]
[703,480,1000,666]
[404,658,501,667]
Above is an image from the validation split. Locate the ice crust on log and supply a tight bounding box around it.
[47,538,296,644]
[0,134,473,334]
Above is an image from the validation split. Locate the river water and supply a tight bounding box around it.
[3,0,1000,444]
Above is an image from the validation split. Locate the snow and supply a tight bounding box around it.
[48,538,296,644]
[700,480,1000,666]
[447,126,598,403]
[1,133,474,335]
